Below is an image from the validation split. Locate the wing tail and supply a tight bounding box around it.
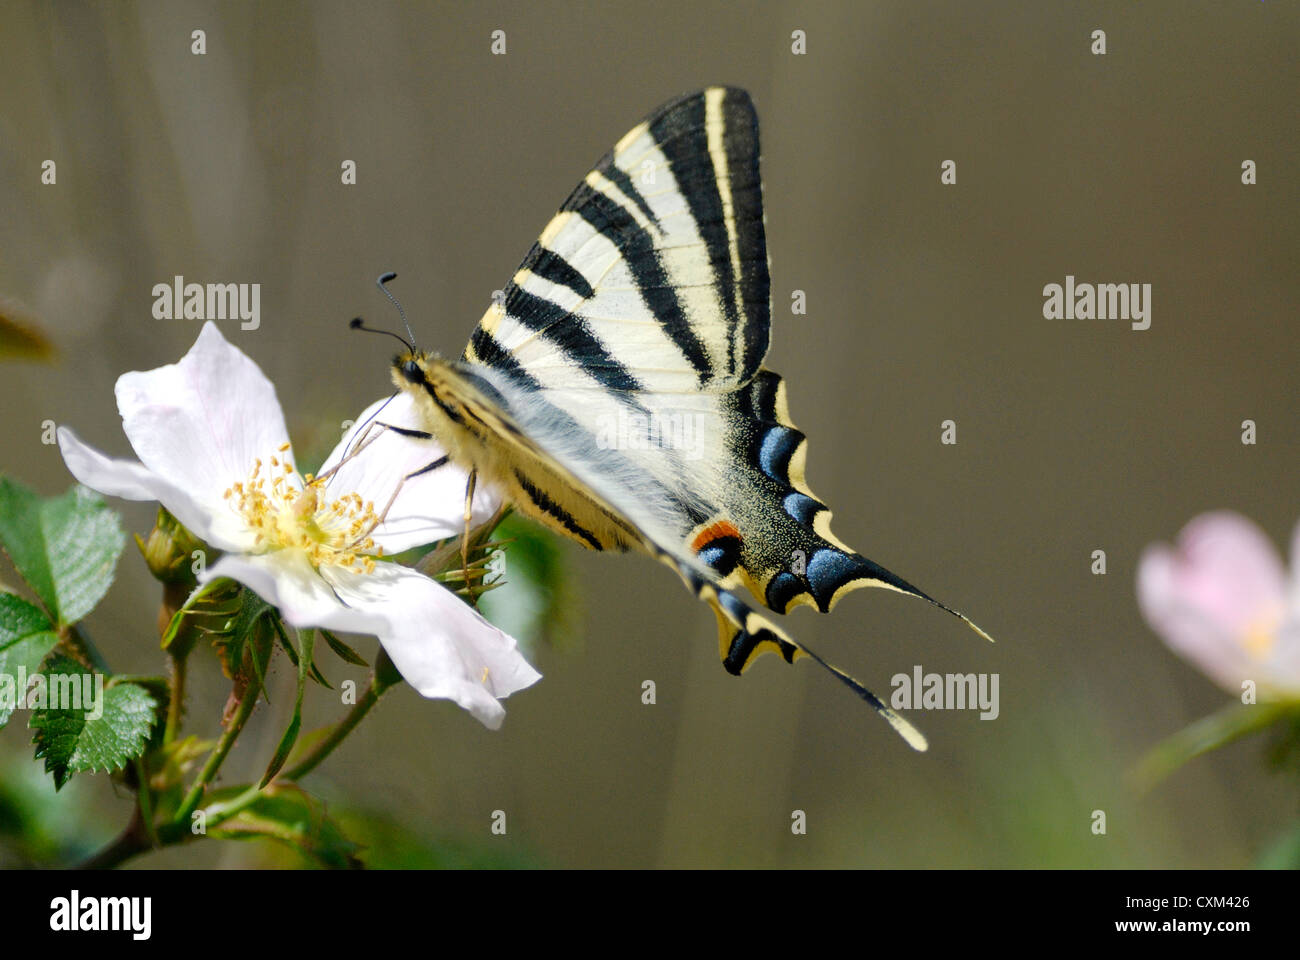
[726,369,994,643]
[661,549,928,751]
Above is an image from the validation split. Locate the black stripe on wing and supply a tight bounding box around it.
[524,247,594,301]
[717,92,770,380]
[559,171,714,382]
[648,88,770,383]
[648,93,742,377]
[503,286,642,393]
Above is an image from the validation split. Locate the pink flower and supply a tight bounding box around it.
[1138,511,1300,701]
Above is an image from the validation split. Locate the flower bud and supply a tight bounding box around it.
[134,507,203,586]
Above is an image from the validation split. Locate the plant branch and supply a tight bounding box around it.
[172,665,264,826]
[283,647,400,782]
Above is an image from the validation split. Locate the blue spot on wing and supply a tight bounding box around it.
[698,541,740,577]
[783,492,822,526]
[765,571,806,613]
[806,549,867,611]
[717,590,748,622]
[758,427,800,482]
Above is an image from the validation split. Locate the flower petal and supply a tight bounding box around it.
[1139,511,1295,697]
[323,562,540,729]
[57,425,255,552]
[317,393,502,554]
[1144,512,1287,638]
[201,551,381,636]
[115,321,293,514]
[57,425,164,501]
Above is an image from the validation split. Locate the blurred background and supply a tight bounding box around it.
[1,0,1297,868]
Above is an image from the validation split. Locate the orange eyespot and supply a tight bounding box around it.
[691,520,741,553]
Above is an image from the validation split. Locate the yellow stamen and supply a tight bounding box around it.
[220,454,390,576]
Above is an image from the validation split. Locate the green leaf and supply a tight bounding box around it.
[29,656,158,790]
[0,593,60,728]
[0,478,126,626]
[319,629,368,667]
[209,784,361,868]
[1133,700,1298,792]
[261,629,314,786]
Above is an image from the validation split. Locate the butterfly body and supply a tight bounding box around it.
[393,353,643,552]
[387,87,991,749]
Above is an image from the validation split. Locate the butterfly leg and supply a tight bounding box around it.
[357,453,450,546]
[461,469,478,603]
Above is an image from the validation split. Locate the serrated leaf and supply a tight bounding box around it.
[0,593,60,728]
[30,657,157,790]
[261,629,313,786]
[209,784,361,868]
[0,478,126,626]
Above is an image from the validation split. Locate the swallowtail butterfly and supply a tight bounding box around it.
[364,87,992,749]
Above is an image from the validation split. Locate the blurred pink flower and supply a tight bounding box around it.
[1138,511,1300,701]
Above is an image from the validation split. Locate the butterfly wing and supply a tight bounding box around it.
[465,86,767,394]
[458,86,988,637]
[420,360,929,750]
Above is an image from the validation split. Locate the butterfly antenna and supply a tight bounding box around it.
[377,271,418,350]
[349,317,412,351]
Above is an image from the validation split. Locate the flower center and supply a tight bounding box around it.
[1240,609,1283,661]
[223,444,384,573]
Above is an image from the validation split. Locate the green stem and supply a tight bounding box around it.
[1134,700,1294,792]
[283,647,399,781]
[61,623,110,674]
[164,651,187,746]
[77,780,268,869]
[202,783,263,829]
[77,809,149,869]
[172,670,263,826]
[133,756,159,848]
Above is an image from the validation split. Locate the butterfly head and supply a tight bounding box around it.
[389,347,446,394]
[388,348,474,424]
[396,351,427,386]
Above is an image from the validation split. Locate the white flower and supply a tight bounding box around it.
[57,321,540,728]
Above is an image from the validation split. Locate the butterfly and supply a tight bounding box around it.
[358,87,992,750]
